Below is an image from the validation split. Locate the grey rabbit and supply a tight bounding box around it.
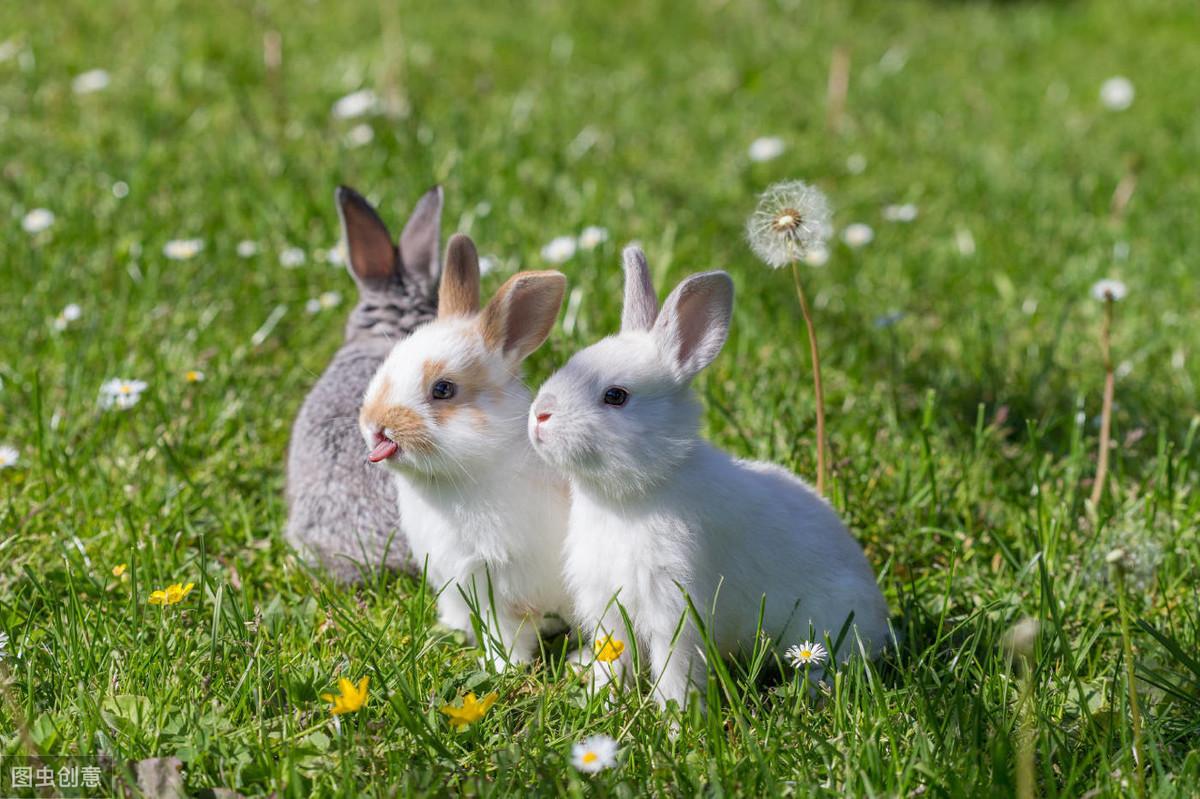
[285,184,443,582]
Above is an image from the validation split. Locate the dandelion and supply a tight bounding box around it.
[578,226,609,250]
[72,68,110,94]
[112,563,128,577]
[594,635,625,663]
[571,734,619,773]
[99,378,148,410]
[1002,617,1040,799]
[322,676,369,716]
[236,240,259,258]
[1100,76,1135,111]
[112,181,130,199]
[440,691,498,729]
[279,247,306,268]
[841,223,874,248]
[331,89,377,120]
[148,582,195,606]
[747,180,834,493]
[0,445,18,469]
[163,239,204,260]
[185,370,205,383]
[785,641,828,668]
[1090,279,1125,509]
[1091,278,1127,303]
[882,203,918,222]
[748,136,786,163]
[345,123,374,148]
[541,236,577,264]
[22,208,55,234]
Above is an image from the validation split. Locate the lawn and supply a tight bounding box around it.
[2,0,1199,795]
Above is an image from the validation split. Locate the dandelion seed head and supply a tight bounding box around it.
[332,89,377,120]
[1091,278,1127,302]
[112,181,129,199]
[1100,76,1134,111]
[1089,524,1163,593]
[22,208,55,234]
[748,136,786,163]
[345,123,374,148]
[747,180,833,268]
[236,240,259,258]
[841,223,874,248]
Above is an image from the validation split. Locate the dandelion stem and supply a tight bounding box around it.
[1090,297,1115,509]
[790,261,827,494]
[1114,567,1146,799]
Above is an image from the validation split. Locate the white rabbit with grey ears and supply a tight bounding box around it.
[359,233,571,667]
[529,247,891,707]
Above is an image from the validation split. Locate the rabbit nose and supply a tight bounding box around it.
[536,412,552,424]
[534,394,557,424]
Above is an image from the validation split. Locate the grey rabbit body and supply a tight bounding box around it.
[285,185,444,582]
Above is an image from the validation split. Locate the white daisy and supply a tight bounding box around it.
[841,223,874,248]
[571,734,618,773]
[72,68,110,95]
[578,226,609,250]
[62,303,82,322]
[99,378,148,410]
[184,370,205,383]
[785,640,828,667]
[326,243,346,266]
[22,208,55,234]
[304,298,323,314]
[319,291,342,309]
[803,245,830,267]
[540,235,577,264]
[236,240,259,258]
[279,247,306,268]
[478,255,497,276]
[748,136,786,163]
[345,123,374,148]
[1100,76,1134,111]
[0,445,19,469]
[882,203,918,223]
[163,239,204,260]
[1091,278,1127,302]
[746,180,834,268]
[331,89,377,120]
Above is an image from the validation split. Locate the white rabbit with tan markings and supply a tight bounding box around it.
[529,247,891,707]
[360,233,571,667]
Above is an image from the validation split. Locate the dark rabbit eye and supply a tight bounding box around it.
[603,386,629,407]
[431,380,456,400]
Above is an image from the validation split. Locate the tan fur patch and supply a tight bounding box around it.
[360,377,434,454]
[438,234,481,318]
[427,357,494,427]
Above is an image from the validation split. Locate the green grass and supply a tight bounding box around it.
[3,0,1200,795]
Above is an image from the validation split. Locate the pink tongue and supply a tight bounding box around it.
[368,439,399,463]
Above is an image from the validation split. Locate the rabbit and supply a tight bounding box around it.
[358,232,571,666]
[285,185,443,583]
[528,246,891,708]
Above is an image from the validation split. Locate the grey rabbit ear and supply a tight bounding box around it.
[652,271,734,382]
[398,185,444,292]
[621,246,658,332]
[438,233,481,318]
[336,186,398,285]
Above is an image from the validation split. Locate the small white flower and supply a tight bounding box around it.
[1116,360,1133,379]
[803,245,830,267]
[785,640,828,667]
[846,153,867,175]
[1091,278,1127,302]
[345,123,374,148]
[746,180,834,268]
[841,223,874,248]
[1100,76,1134,111]
[319,291,342,309]
[22,208,55,234]
[332,89,377,119]
[478,255,497,276]
[236,240,259,258]
[72,68,110,95]
[748,136,786,163]
[62,303,82,322]
[540,235,577,264]
[99,378,148,410]
[0,445,19,469]
[163,239,204,260]
[279,247,306,268]
[305,298,323,314]
[112,181,130,199]
[882,203,918,223]
[326,243,346,266]
[955,228,976,257]
[578,226,609,250]
[571,734,618,773]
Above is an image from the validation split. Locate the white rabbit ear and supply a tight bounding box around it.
[479,271,567,361]
[621,246,658,332]
[652,271,734,381]
[336,185,397,285]
[398,185,443,291]
[438,233,481,318]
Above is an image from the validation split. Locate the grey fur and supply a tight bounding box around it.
[284,184,443,582]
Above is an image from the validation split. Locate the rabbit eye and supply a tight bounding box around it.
[431,380,456,400]
[603,386,629,407]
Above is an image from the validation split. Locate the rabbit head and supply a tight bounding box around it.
[530,247,733,498]
[360,233,567,479]
[336,184,443,342]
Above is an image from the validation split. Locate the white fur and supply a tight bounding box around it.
[529,252,890,706]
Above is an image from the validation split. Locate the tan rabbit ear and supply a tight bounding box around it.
[652,271,734,382]
[336,186,397,285]
[437,233,481,318]
[621,246,658,332]
[398,185,443,293]
[479,271,567,361]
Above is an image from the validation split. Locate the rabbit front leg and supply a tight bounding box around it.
[648,627,708,711]
[480,604,542,669]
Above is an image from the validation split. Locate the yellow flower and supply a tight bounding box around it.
[440,691,498,729]
[185,370,205,383]
[148,582,195,606]
[594,635,625,663]
[322,676,369,716]
[112,563,127,577]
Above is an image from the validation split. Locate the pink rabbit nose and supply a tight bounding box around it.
[534,394,557,425]
[536,412,551,424]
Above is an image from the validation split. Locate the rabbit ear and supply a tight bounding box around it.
[437,233,481,318]
[336,185,397,285]
[652,271,734,381]
[479,271,567,361]
[398,185,443,290]
[621,246,658,332]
